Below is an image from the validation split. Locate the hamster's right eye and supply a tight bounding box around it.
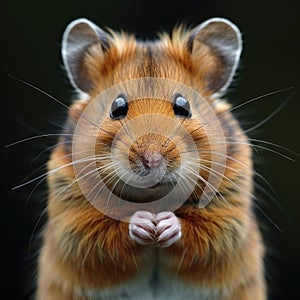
[110,95,128,120]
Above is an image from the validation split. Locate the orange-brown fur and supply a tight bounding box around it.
[37,22,266,299]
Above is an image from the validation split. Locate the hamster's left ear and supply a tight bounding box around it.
[188,18,242,95]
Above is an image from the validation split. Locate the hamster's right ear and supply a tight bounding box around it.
[62,18,110,94]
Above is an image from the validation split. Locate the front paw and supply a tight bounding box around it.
[129,211,156,245]
[155,211,181,248]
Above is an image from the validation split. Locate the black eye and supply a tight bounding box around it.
[110,94,128,120]
[173,94,192,118]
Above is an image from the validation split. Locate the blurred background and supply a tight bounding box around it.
[1,0,299,299]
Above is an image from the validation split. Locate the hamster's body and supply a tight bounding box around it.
[37,18,266,299]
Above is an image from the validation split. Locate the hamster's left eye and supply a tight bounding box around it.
[173,94,192,118]
[110,95,128,120]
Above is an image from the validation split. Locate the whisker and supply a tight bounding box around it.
[162,116,188,148]
[251,197,282,232]
[8,74,71,110]
[85,163,123,200]
[29,157,113,210]
[177,171,203,203]
[20,151,119,214]
[227,87,293,115]
[28,165,106,251]
[246,138,299,157]
[176,122,204,147]
[8,75,138,149]
[13,154,117,190]
[244,91,294,134]
[184,149,290,218]
[30,140,72,164]
[180,88,294,143]
[194,159,243,193]
[118,119,136,145]
[189,137,295,161]
[89,171,120,208]
[181,165,222,205]
[8,74,105,129]
[215,141,294,161]
[196,149,277,195]
[104,168,135,208]
[193,157,276,201]
[6,133,73,147]
[118,171,136,201]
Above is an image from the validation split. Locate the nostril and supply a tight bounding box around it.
[142,153,163,168]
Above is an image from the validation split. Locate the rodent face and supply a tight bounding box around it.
[60,18,250,209]
[92,96,210,203]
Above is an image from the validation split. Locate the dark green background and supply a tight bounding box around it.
[1,0,299,299]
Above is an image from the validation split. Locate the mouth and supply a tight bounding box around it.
[108,180,175,203]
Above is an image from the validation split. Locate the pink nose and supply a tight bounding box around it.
[142,153,163,168]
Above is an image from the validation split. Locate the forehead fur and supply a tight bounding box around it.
[84,26,215,96]
[105,26,192,59]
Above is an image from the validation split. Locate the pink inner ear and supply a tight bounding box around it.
[62,18,109,94]
[188,18,242,94]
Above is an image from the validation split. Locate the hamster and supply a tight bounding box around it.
[37,17,266,299]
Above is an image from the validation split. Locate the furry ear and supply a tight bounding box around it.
[188,18,242,94]
[62,18,110,94]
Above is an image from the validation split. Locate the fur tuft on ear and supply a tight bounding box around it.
[62,18,110,95]
[188,18,242,95]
